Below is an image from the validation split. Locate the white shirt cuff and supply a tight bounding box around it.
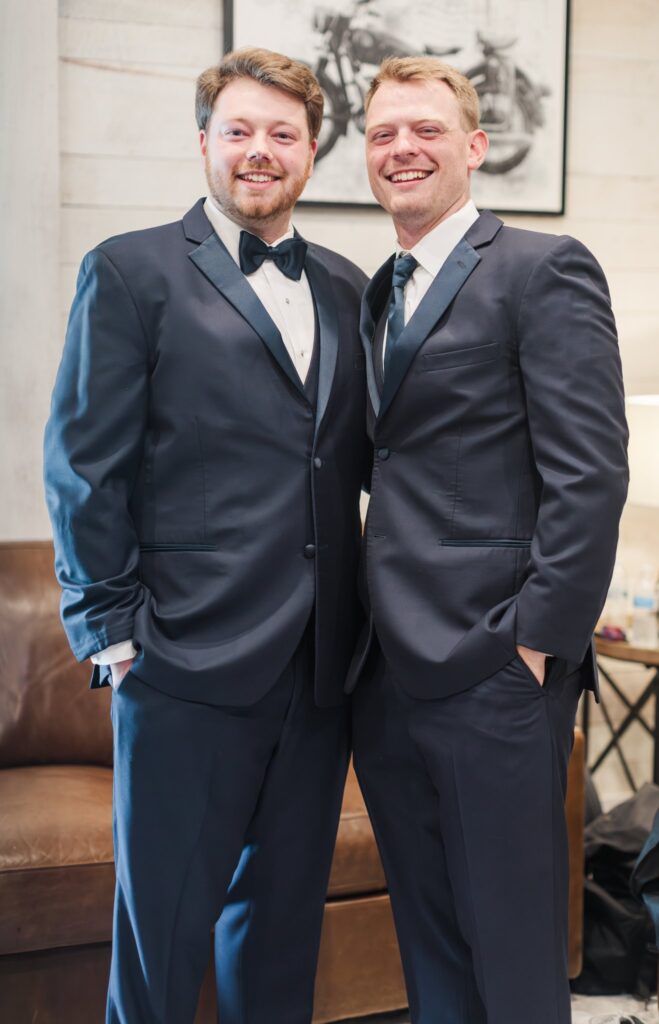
[90,640,137,665]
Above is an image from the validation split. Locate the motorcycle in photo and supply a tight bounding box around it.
[306,0,549,175]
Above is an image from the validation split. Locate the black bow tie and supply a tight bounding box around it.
[239,231,307,281]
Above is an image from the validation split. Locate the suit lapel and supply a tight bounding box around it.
[361,257,394,418]
[304,246,339,439]
[185,203,304,396]
[366,212,504,421]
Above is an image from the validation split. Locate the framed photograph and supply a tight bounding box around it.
[224,0,569,214]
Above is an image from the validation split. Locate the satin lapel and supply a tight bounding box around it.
[361,257,395,418]
[188,231,304,395]
[304,248,339,439]
[378,238,481,420]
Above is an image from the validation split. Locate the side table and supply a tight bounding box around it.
[582,638,659,791]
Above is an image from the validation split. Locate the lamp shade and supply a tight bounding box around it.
[627,396,659,508]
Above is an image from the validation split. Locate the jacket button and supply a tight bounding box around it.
[313,457,322,469]
[303,544,316,558]
[377,447,390,460]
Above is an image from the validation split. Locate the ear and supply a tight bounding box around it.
[305,137,318,179]
[467,129,489,172]
[199,129,208,159]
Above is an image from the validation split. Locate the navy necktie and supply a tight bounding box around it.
[239,231,307,281]
[384,252,418,377]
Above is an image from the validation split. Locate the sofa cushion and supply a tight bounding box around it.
[0,760,384,953]
[0,542,113,769]
[0,765,115,954]
[327,765,386,898]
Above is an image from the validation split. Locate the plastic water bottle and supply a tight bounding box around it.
[631,565,658,648]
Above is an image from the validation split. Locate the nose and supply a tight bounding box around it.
[246,130,273,163]
[391,127,420,160]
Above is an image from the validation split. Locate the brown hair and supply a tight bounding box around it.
[365,56,480,131]
[196,48,324,140]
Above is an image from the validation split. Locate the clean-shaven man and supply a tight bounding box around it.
[45,48,368,1024]
[348,57,628,1024]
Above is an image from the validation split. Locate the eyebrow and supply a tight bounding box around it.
[368,117,451,133]
[221,117,301,131]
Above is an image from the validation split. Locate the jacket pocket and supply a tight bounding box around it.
[421,342,500,371]
[439,538,531,548]
[138,543,217,552]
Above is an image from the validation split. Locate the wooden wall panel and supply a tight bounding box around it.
[571,0,659,60]
[61,205,183,265]
[60,0,222,30]
[565,175,658,223]
[60,17,217,66]
[1,0,60,540]
[60,62,199,159]
[61,154,205,209]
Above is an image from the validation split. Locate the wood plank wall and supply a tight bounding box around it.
[59,0,221,338]
[59,0,659,396]
[1,0,60,541]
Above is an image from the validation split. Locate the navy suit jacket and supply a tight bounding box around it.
[349,211,628,700]
[44,199,369,707]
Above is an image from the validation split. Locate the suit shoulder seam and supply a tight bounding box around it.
[515,234,573,341]
[93,248,150,355]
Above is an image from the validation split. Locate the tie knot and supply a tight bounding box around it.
[392,252,418,290]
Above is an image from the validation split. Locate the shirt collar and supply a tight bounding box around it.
[397,199,480,276]
[203,195,294,266]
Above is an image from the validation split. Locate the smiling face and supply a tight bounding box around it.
[200,77,317,243]
[366,78,488,248]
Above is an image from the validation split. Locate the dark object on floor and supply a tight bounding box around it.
[572,783,659,999]
[631,806,659,1015]
[631,806,659,935]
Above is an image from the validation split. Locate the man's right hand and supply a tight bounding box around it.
[110,658,135,691]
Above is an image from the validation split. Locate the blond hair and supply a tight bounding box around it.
[196,48,324,140]
[365,56,480,131]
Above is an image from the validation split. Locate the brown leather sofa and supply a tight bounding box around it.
[0,541,585,1023]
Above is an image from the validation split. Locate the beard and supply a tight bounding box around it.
[205,155,312,229]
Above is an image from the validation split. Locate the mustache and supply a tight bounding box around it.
[234,164,283,176]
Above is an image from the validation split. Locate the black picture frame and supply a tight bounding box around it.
[223,0,570,214]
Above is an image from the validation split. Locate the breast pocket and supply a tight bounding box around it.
[421,341,500,372]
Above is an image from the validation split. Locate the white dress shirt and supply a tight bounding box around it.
[383,199,480,367]
[92,197,316,670]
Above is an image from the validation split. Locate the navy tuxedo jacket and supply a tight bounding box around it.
[351,211,628,700]
[45,199,369,707]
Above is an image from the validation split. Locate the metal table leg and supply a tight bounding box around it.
[589,662,659,791]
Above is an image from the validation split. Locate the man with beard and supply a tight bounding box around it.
[44,48,368,1024]
[348,57,628,1024]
